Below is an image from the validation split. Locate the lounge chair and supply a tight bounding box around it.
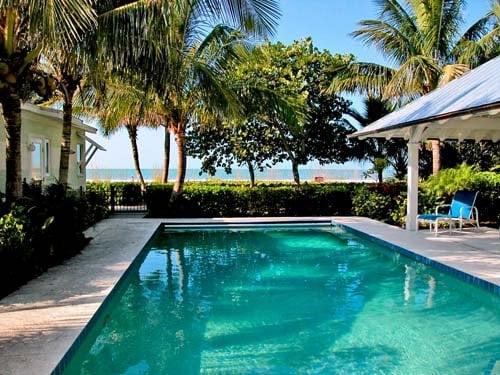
[417,191,480,235]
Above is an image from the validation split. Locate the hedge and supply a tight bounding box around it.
[145,182,367,218]
[87,166,499,226]
[0,183,109,298]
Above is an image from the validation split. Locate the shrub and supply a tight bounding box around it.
[145,182,355,218]
[0,183,109,298]
[352,183,406,224]
[89,169,499,225]
[422,164,500,224]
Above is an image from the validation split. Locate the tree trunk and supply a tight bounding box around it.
[170,128,187,202]
[377,169,383,184]
[1,93,23,201]
[247,161,255,187]
[126,125,146,190]
[292,160,300,185]
[59,90,75,186]
[162,125,170,183]
[431,140,441,175]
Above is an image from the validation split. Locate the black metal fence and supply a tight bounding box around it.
[107,185,147,213]
[85,184,147,213]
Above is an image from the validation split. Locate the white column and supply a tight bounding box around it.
[406,141,419,231]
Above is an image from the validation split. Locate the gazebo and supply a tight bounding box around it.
[350,56,500,231]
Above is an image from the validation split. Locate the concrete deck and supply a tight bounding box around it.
[0,218,162,375]
[0,216,498,375]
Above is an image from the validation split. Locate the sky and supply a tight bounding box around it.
[87,0,491,170]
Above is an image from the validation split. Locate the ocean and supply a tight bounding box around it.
[86,168,379,182]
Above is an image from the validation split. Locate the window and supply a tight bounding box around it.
[76,143,84,175]
[44,140,50,176]
[30,138,50,181]
[31,140,42,181]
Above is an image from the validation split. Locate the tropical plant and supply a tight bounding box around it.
[330,0,500,175]
[227,39,356,185]
[346,97,409,182]
[80,77,165,190]
[97,0,281,201]
[0,1,96,201]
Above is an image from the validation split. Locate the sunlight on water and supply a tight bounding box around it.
[62,228,500,375]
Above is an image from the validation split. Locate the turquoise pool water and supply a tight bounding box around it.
[61,227,500,374]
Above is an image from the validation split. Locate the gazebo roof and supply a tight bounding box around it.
[351,56,500,142]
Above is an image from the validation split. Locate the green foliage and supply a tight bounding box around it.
[89,168,500,225]
[352,185,394,221]
[421,164,500,224]
[0,211,27,252]
[422,164,479,196]
[145,182,355,218]
[189,39,357,185]
[441,141,500,171]
[0,183,108,298]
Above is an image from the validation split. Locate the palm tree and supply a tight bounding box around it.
[347,97,394,183]
[79,78,165,190]
[0,1,95,201]
[41,48,97,187]
[330,0,500,175]
[98,0,280,201]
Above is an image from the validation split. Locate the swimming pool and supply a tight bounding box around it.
[58,226,500,374]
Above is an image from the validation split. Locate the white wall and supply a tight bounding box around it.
[0,109,87,193]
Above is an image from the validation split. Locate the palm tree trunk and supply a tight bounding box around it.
[292,160,300,185]
[1,93,23,201]
[59,90,75,186]
[126,125,146,190]
[431,140,441,175]
[377,169,383,184]
[247,161,255,187]
[170,128,187,202]
[162,125,170,183]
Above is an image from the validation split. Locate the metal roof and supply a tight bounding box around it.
[351,56,500,142]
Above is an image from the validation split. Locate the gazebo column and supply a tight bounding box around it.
[406,141,419,231]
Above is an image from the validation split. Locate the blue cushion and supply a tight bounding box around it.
[417,214,450,221]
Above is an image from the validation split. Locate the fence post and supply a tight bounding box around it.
[110,185,116,213]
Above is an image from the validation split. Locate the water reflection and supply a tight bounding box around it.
[63,229,500,375]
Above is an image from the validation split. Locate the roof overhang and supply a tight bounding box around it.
[353,104,500,142]
[349,56,500,143]
[85,135,106,151]
[21,103,97,134]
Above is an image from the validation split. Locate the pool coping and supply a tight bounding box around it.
[0,216,498,375]
[332,217,500,295]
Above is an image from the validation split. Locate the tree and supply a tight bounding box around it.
[346,97,408,182]
[441,140,500,171]
[231,39,356,185]
[79,78,165,191]
[104,0,281,201]
[330,0,500,175]
[0,1,95,201]
[42,47,95,186]
[186,119,279,187]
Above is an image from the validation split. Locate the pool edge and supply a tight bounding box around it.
[332,219,500,296]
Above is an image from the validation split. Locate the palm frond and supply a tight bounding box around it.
[352,19,416,63]
[328,61,395,97]
[28,0,97,48]
[384,54,440,98]
[439,63,469,86]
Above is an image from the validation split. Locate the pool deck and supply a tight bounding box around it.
[0,216,499,375]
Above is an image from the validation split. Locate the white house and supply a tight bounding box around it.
[0,103,105,192]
